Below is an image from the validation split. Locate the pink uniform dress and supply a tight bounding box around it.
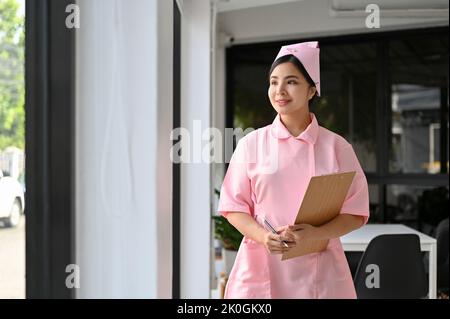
[217,112,370,299]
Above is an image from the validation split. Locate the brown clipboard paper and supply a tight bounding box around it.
[282,171,356,260]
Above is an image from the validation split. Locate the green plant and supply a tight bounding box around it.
[212,215,243,251]
[0,0,25,150]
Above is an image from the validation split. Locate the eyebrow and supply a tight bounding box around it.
[270,75,299,80]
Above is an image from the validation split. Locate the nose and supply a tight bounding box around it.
[275,83,286,96]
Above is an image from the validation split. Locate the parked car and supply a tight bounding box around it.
[0,170,25,227]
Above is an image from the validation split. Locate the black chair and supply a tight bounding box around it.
[354,234,428,299]
[436,218,449,293]
[345,251,363,278]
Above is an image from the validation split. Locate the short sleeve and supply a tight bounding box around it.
[217,137,254,219]
[337,144,370,225]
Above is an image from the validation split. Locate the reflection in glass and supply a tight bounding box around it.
[368,184,381,223]
[317,42,377,172]
[232,48,277,130]
[386,185,449,233]
[0,0,25,299]
[391,84,445,173]
[230,42,378,172]
[389,35,449,174]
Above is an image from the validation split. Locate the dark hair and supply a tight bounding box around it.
[268,54,318,106]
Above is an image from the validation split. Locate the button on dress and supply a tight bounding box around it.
[217,112,370,299]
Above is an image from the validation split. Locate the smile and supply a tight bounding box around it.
[276,99,291,106]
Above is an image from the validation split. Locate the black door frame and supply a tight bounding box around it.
[172,0,181,299]
[25,0,75,298]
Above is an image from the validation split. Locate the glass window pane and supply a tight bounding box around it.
[231,42,378,172]
[368,184,382,223]
[389,34,449,174]
[232,47,277,130]
[386,185,449,233]
[317,42,378,172]
[0,0,25,299]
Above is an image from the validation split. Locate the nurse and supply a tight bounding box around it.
[217,41,370,299]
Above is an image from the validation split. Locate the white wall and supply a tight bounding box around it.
[76,0,173,298]
[180,0,212,298]
[213,34,226,197]
[218,0,449,44]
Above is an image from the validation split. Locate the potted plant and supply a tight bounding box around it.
[212,215,243,275]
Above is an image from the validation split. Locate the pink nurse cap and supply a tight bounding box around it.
[274,41,321,96]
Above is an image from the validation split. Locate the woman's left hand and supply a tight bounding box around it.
[284,224,324,243]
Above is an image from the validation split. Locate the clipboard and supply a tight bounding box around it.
[282,171,356,260]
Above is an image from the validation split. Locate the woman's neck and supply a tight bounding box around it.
[279,108,311,138]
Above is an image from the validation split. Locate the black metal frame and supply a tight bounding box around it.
[226,26,449,224]
[25,0,75,298]
[172,0,181,299]
[440,84,449,175]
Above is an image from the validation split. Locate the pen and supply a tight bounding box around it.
[264,218,289,248]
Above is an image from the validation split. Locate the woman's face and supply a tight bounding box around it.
[268,62,316,115]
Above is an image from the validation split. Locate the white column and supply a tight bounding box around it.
[213,36,227,189]
[76,0,173,298]
[429,243,437,299]
[180,0,212,298]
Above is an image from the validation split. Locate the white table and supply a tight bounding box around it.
[341,224,437,299]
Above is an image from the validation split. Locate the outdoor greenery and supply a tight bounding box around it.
[212,215,243,251]
[0,0,24,150]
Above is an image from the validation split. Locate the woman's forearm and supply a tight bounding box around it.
[315,214,365,240]
[226,212,269,244]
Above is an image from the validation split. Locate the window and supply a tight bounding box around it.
[389,34,449,174]
[0,0,25,299]
[318,42,377,172]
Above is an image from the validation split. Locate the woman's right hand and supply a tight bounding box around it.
[261,228,296,254]
[225,212,296,254]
